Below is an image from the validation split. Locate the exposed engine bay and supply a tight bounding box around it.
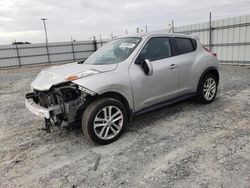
[25,83,88,132]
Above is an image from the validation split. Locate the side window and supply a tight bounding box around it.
[175,38,194,55]
[191,39,197,50]
[139,37,172,61]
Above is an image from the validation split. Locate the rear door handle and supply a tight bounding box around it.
[169,64,177,69]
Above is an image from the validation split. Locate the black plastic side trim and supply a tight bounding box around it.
[133,93,195,117]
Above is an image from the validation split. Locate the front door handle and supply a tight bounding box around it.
[169,64,177,69]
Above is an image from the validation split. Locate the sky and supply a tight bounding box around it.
[0,0,249,44]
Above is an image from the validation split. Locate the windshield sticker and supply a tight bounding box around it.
[120,43,136,48]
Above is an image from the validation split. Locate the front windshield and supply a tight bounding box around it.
[84,37,141,65]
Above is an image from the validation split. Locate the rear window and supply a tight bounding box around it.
[175,38,195,55]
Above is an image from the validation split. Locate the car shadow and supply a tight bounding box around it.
[66,97,201,136]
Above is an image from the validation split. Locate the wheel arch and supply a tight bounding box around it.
[196,67,219,92]
[100,91,132,120]
[77,90,133,122]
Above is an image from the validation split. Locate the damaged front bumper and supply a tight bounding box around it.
[25,97,64,119]
[25,82,94,132]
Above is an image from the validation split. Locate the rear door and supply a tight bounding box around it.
[172,37,197,93]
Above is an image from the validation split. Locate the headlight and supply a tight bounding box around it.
[65,70,99,81]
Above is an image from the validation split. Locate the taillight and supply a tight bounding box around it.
[203,46,217,57]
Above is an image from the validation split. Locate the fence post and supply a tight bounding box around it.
[93,36,97,51]
[15,42,22,67]
[45,42,50,64]
[209,12,212,50]
[71,39,76,62]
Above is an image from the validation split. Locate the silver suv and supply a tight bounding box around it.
[25,33,219,144]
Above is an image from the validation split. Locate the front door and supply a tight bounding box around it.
[129,37,180,112]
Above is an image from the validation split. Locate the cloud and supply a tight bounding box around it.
[0,0,249,44]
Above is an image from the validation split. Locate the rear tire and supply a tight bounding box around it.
[82,98,128,145]
[196,73,218,104]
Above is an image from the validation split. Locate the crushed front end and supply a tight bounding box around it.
[25,82,88,132]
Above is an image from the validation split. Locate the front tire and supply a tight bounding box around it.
[196,73,218,104]
[82,98,128,145]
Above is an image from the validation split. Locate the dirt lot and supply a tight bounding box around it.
[0,65,250,188]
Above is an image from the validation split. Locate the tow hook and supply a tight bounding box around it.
[40,119,66,133]
[44,119,51,133]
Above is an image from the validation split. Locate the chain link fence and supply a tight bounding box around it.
[0,39,107,68]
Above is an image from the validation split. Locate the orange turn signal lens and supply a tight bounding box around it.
[65,75,79,81]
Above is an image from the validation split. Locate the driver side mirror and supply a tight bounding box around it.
[135,58,153,76]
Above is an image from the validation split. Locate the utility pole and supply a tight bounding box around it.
[41,18,50,63]
[172,20,174,33]
[41,18,48,43]
[125,29,128,36]
[145,25,148,33]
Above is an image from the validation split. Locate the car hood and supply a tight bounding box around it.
[31,62,117,91]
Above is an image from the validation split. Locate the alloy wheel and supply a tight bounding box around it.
[203,77,216,101]
[93,106,124,140]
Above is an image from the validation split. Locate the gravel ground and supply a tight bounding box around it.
[0,65,250,188]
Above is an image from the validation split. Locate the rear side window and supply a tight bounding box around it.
[191,39,197,50]
[175,38,195,55]
[139,37,172,61]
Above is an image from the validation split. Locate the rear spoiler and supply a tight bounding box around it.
[190,33,200,41]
